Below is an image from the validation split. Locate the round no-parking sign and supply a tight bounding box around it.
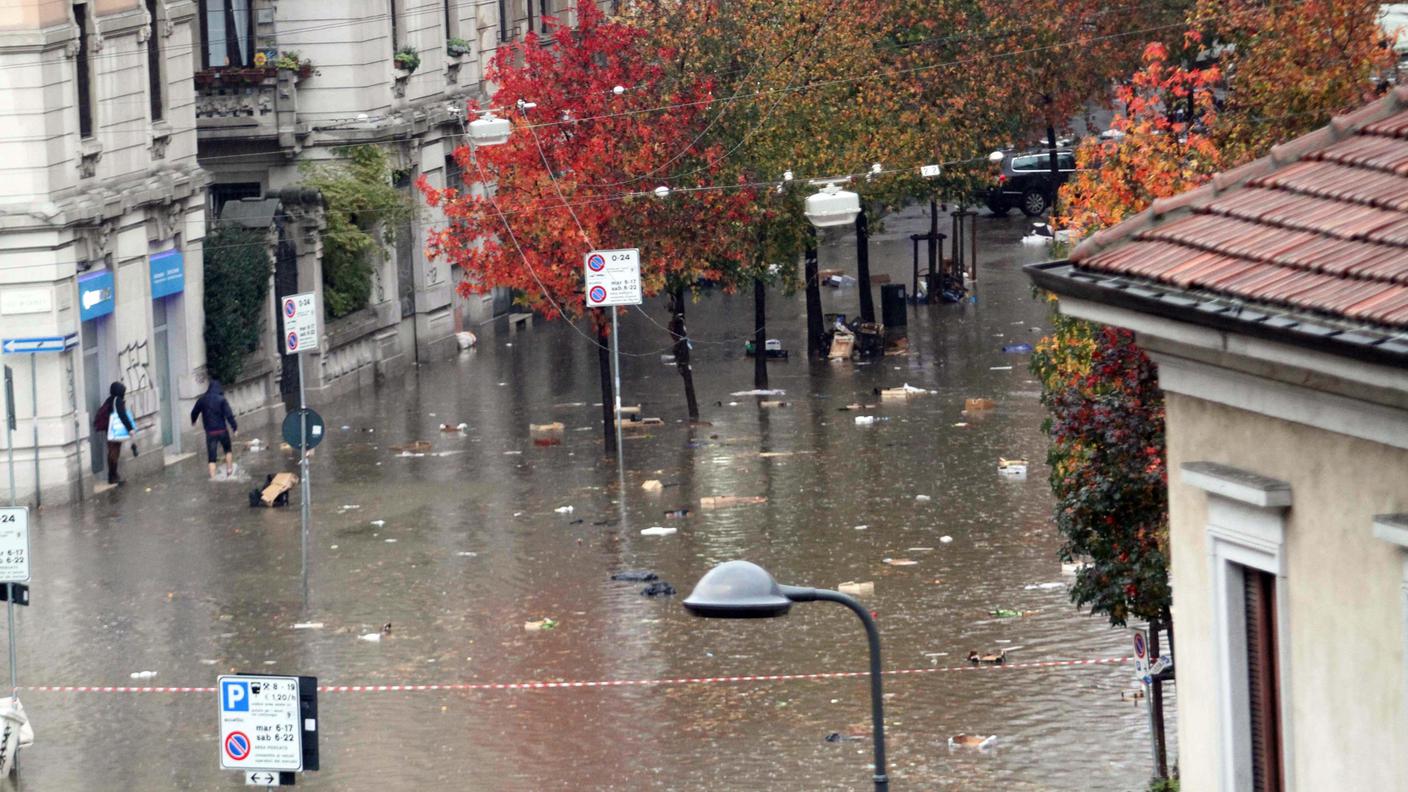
[224,731,251,762]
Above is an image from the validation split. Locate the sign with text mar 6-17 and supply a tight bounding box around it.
[583,249,642,307]
[0,508,29,584]
[281,293,318,354]
[219,675,303,772]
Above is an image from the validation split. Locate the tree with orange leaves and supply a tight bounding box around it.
[418,3,754,451]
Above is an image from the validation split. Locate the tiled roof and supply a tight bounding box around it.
[1070,88,1408,330]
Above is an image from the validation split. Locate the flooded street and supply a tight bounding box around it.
[10,207,1173,790]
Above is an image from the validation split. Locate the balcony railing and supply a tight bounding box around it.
[194,67,308,144]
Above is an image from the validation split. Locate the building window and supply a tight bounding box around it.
[443,0,458,40]
[1181,461,1292,792]
[444,153,463,191]
[146,0,164,121]
[1242,566,1283,792]
[198,0,253,68]
[498,0,508,41]
[525,0,534,35]
[389,0,403,52]
[209,182,262,218]
[74,1,95,139]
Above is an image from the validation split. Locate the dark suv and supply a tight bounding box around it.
[985,149,1077,217]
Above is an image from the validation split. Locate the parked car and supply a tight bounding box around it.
[985,149,1077,217]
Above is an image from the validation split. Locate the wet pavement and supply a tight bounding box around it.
[8,206,1174,790]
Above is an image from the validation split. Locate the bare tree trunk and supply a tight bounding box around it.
[668,286,699,421]
[804,229,823,358]
[753,277,768,390]
[595,315,616,457]
[855,207,875,324]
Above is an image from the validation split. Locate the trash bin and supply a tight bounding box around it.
[881,284,907,329]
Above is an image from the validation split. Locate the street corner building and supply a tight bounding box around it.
[1028,91,1408,790]
[0,0,573,503]
[0,0,209,504]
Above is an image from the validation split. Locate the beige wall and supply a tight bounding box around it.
[0,0,70,32]
[1167,393,1408,790]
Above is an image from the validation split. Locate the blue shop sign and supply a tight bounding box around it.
[78,269,114,321]
[149,248,184,299]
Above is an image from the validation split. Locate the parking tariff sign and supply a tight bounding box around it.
[218,675,303,772]
[0,508,29,583]
[583,249,642,307]
[280,292,319,354]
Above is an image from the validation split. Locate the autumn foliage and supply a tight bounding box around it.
[417,3,754,325]
[1038,0,1391,628]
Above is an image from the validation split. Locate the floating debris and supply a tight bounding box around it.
[883,558,918,567]
[611,570,659,582]
[640,526,677,537]
[998,458,1029,478]
[524,618,558,632]
[700,495,767,509]
[948,734,997,750]
[640,581,677,597]
[838,581,874,596]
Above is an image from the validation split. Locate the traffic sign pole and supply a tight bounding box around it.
[5,365,15,506]
[29,355,37,509]
[281,293,318,611]
[610,309,624,468]
[297,353,310,612]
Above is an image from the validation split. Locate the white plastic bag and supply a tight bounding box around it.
[0,697,34,775]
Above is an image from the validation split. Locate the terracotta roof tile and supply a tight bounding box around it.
[1070,92,1408,330]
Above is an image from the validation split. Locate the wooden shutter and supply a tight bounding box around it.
[1244,567,1284,792]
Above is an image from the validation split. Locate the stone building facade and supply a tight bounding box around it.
[0,0,209,504]
[194,0,578,413]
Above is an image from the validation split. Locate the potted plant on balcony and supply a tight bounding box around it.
[393,46,420,74]
[275,51,315,79]
[446,37,471,57]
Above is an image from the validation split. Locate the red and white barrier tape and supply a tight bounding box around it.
[21,656,1130,694]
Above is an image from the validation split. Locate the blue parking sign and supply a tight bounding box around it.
[221,680,249,712]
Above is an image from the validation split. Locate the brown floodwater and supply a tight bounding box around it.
[9,207,1173,791]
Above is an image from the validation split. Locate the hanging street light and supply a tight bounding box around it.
[468,110,511,147]
[804,182,861,228]
[683,561,891,790]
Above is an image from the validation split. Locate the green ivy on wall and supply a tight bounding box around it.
[203,224,272,384]
[299,145,412,319]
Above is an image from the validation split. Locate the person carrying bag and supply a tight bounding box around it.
[94,382,137,486]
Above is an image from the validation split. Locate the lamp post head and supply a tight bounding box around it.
[804,182,861,228]
[469,111,511,147]
[683,561,793,619]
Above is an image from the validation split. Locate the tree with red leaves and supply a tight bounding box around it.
[419,4,754,451]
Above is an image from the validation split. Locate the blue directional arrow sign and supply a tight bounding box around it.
[0,335,77,355]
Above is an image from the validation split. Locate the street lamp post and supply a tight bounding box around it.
[683,561,890,791]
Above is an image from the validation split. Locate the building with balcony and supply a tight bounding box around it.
[0,0,209,504]
[193,0,576,412]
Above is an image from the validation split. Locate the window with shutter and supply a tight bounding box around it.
[1243,566,1284,792]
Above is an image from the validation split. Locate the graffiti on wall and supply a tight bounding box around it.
[118,339,152,392]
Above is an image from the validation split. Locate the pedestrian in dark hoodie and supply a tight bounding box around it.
[94,382,136,485]
[191,379,238,479]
